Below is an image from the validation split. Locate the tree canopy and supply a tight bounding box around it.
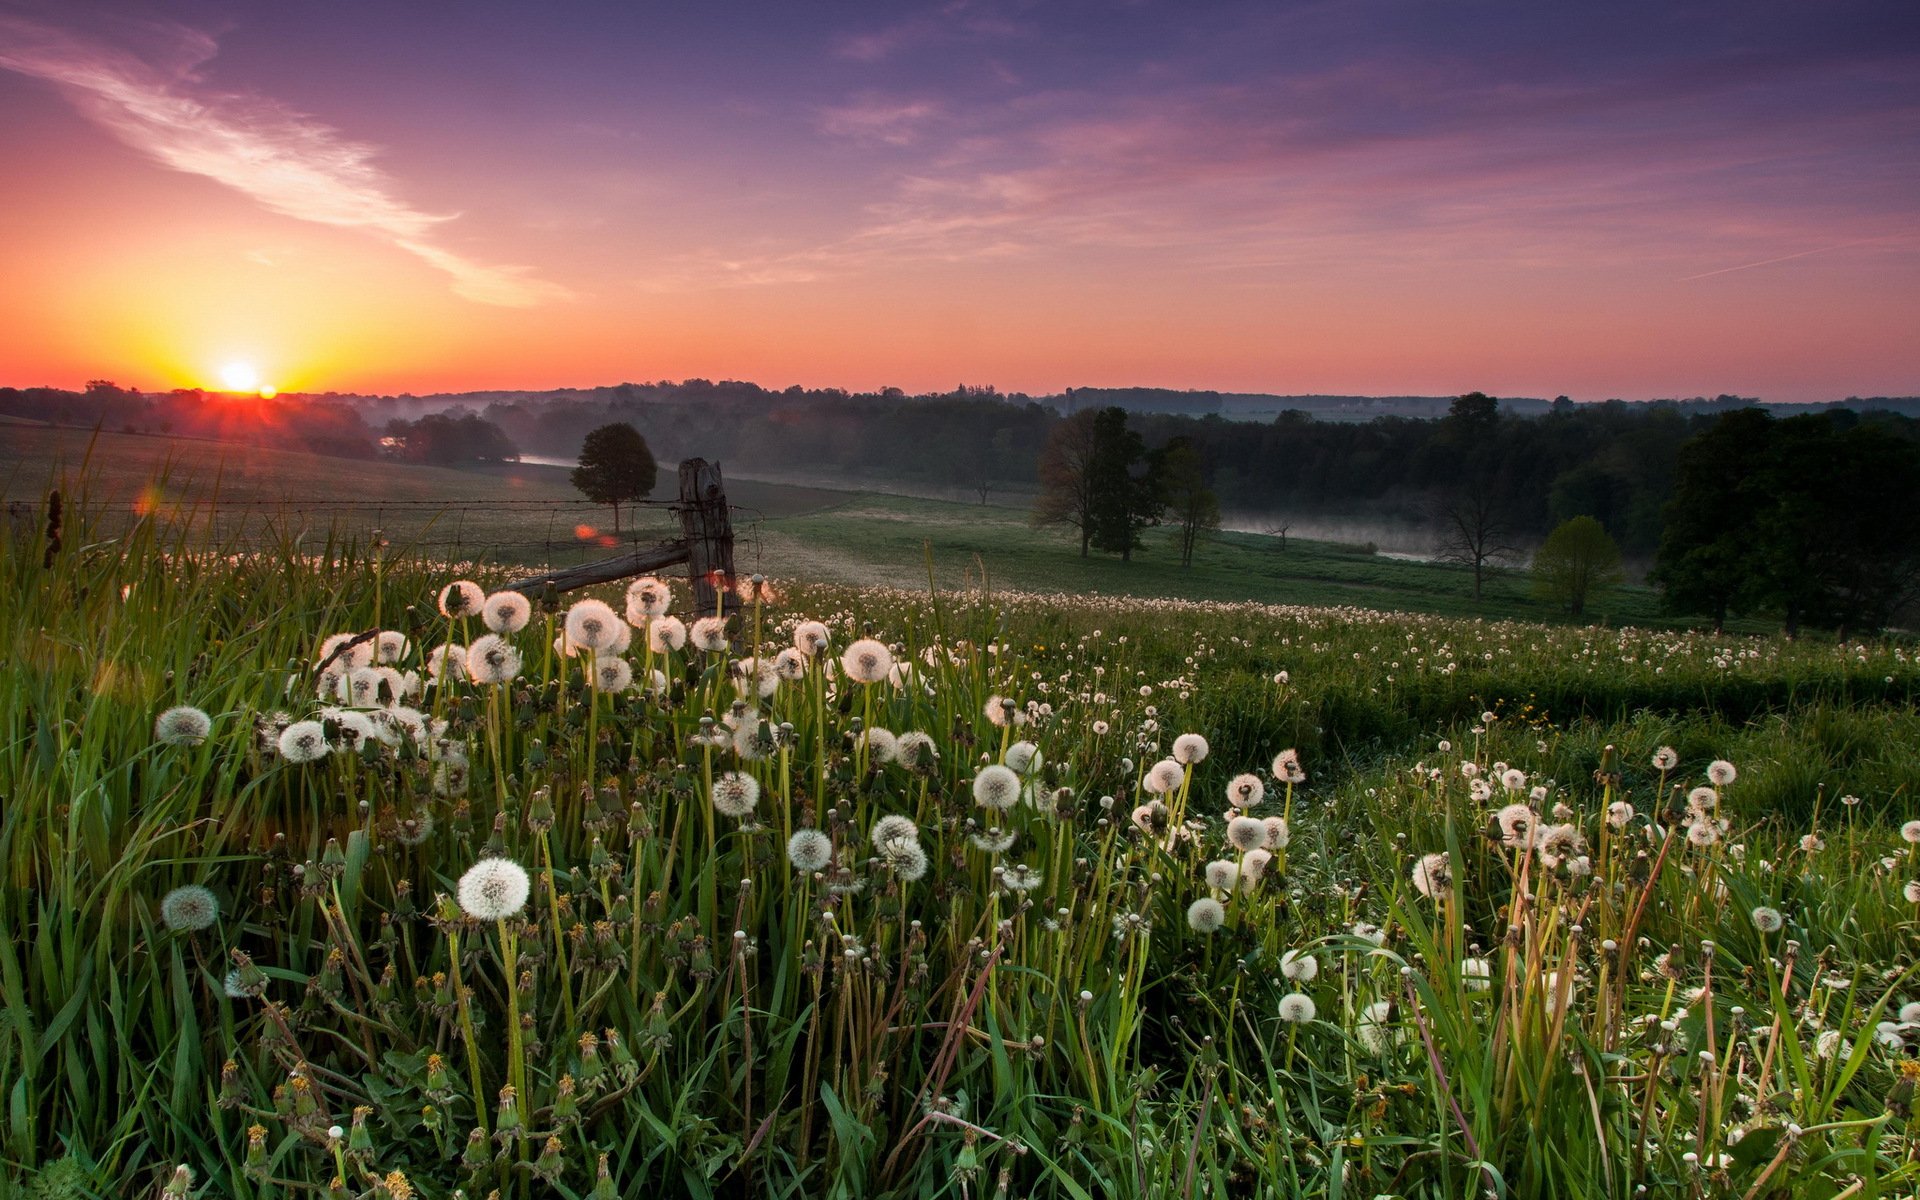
[570,423,658,532]
[1532,516,1624,618]
[1652,410,1920,634]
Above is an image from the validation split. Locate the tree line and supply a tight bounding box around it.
[1031,397,1920,633]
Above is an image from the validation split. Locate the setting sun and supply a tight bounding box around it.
[219,361,259,392]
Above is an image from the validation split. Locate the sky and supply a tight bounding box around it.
[0,0,1915,402]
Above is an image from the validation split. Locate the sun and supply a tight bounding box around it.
[218,362,276,397]
[220,362,259,392]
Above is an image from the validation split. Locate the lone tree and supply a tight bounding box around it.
[570,423,657,533]
[1532,516,1624,618]
[1433,475,1520,600]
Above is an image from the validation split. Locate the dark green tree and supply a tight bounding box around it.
[1531,516,1624,618]
[1160,437,1219,568]
[1649,408,1773,630]
[570,422,658,533]
[1086,408,1162,560]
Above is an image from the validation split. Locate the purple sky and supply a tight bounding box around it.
[1,0,1915,399]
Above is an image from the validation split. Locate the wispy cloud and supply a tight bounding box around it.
[0,14,571,307]
[819,97,941,146]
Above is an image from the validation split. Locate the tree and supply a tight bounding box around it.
[570,423,657,533]
[1433,476,1520,600]
[1032,408,1102,555]
[1532,516,1624,618]
[1160,437,1219,568]
[1648,408,1772,630]
[1652,410,1920,636]
[1086,408,1161,561]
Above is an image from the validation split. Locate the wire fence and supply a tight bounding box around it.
[6,494,779,579]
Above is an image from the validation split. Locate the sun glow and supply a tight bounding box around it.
[219,361,259,392]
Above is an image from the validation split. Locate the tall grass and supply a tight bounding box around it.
[3,487,1918,1198]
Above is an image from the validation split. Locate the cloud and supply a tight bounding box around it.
[819,97,941,145]
[0,14,571,307]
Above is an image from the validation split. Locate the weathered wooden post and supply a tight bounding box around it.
[503,457,734,605]
[675,458,739,617]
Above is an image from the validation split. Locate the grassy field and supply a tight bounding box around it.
[3,449,1920,1197]
[5,425,1680,626]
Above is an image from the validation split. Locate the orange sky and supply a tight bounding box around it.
[2,1,1916,402]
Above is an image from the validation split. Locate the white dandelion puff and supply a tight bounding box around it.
[154,706,212,747]
[591,656,634,693]
[840,638,893,684]
[1172,733,1209,764]
[1227,816,1268,852]
[564,599,622,653]
[1411,852,1453,899]
[465,635,522,685]
[1278,993,1317,1023]
[1186,897,1226,934]
[457,858,530,921]
[690,616,730,653]
[277,721,329,764]
[1226,773,1265,809]
[1280,950,1318,983]
[482,591,532,634]
[1707,760,1737,786]
[649,615,688,653]
[973,764,1022,810]
[787,829,833,873]
[437,581,484,618]
[710,772,762,818]
[160,885,219,931]
[792,620,831,657]
[1143,758,1185,796]
[625,576,673,622]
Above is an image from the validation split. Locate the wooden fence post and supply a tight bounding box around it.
[504,457,733,605]
[676,458,739,618]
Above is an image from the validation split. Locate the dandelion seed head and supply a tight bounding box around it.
[636,615,684,654]
[792,619,831,657]
[1225,773,1265,809]
[437,580,484,618]
[1186,897,1226,934]
[1708,760,1737,786]
[457,858,531,921]
[592,656,634,693]
[1278,993,1316,1023]
[1652,746,1679,771]
[1143,758,1185,796]
[1227,816,1267,852]
[154,705,212,747]
[482,591,532,634]
[464,635,522,685]
[1411,851,1452,899]
[278,720,329,763]
[871,814,921,853]
[1204,859,1240,891]
[626,577,673,622]
[562,599,621,653]
[787,829,833,873]
[711,772,762,818]
[973,764,1022,810]
[687,615,729,654]
[1172,733,1209,765]
[160,884,219,931]
[895,731,938,770]
[840,638,893,684]
[1280,950,1318,983]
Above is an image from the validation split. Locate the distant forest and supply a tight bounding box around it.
[7,378,1919,560]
